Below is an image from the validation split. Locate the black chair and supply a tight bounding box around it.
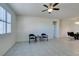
[67,32,76,40]
[41,33,48,41]
[29,34,37,43]
[67,32,74,37]
[74,32,79,40]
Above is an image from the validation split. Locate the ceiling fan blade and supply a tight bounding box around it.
[53,3,59,7]
[53,8,60,10]
[42,9,48,12]
[43,4,48,8]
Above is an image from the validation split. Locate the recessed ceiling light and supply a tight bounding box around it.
[75,22,79,24]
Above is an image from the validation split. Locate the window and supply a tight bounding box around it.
[0,22,4,34]
[0,6,11,34]
[7,12,11,33]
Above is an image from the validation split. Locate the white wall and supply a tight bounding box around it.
[16,16,60,42]
[60,18,79,37]
[0,4,16,55]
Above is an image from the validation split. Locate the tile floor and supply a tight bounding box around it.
[4,38,79,56]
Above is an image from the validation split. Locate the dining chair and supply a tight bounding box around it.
[41,33,48,41]
[29,34,37,43]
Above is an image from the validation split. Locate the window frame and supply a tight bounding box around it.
[0,6,11,35]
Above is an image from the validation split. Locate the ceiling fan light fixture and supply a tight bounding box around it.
[48,9,53,12]
[42,3,59,13]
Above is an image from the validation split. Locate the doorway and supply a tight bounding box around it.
[53,21,57,39]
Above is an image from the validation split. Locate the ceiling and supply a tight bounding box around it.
[8,3,79,19]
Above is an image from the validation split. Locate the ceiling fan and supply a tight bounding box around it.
[42,3,59,14]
